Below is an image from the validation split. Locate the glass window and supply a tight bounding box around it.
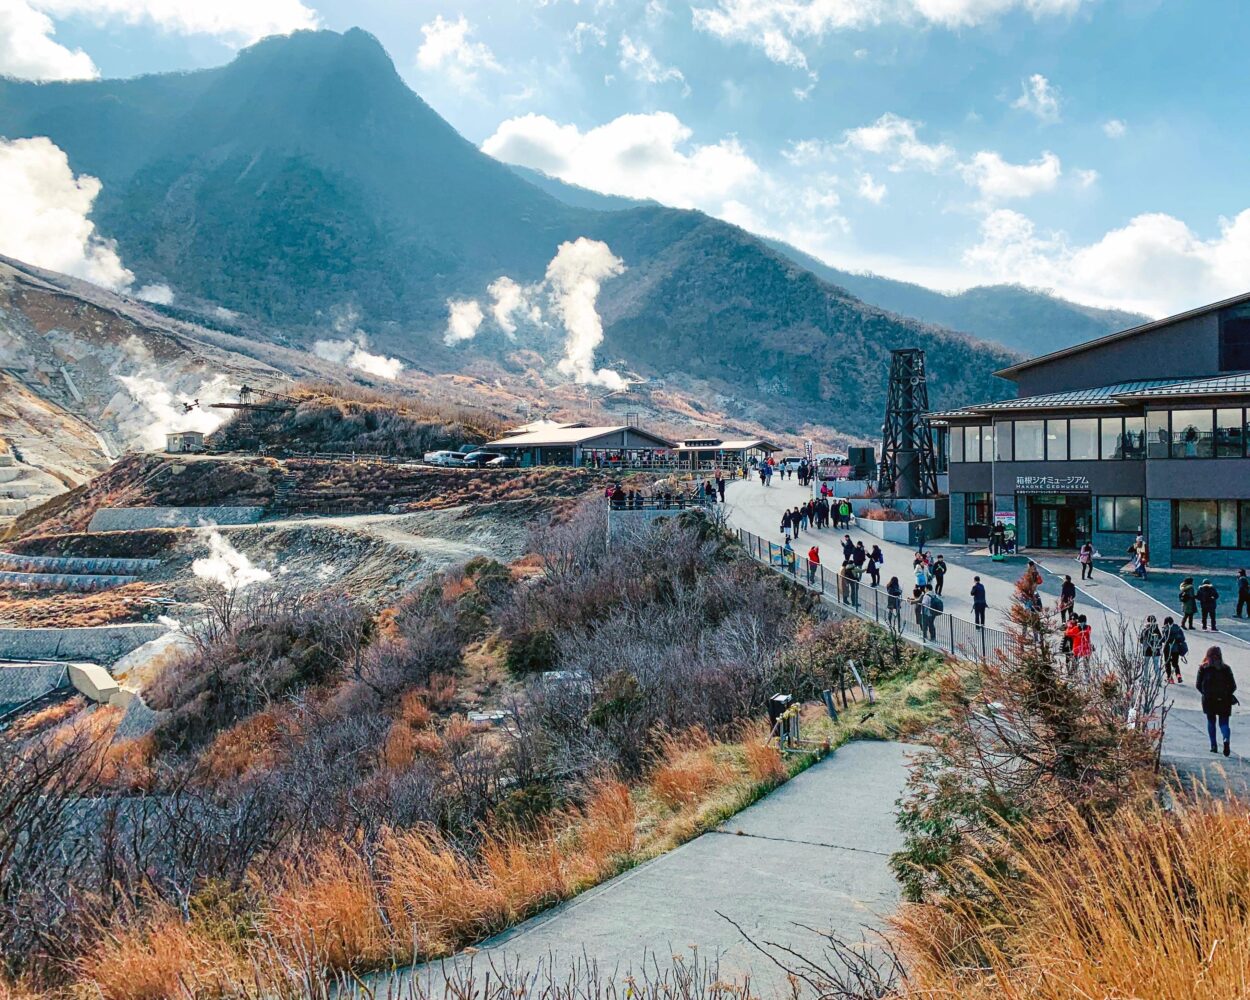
[1219,302,1250,371]
[1176,500,1218,547]
[1216,408,1244,458]
[996,422,1013,461]
[1069,418,1098,460]
[964,426,981,463]
[1100,417,1124,459]
[1146,409,1169,459]
[1015,420,1044,461]
[1171,408,1214,458]
[1123,416,1146,460]
[950,426,965,462]
[1221,500,1240,548]
[1242,501,1250,549]
[1046,419,1067,461]
[1099,496,1143,533]
[966,492,991,538]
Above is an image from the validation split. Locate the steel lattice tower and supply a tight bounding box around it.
[877,348,939,498]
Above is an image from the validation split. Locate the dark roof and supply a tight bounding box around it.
[926,408,984,422]
[488,425,676,449]
[1112,372,1250,399]
[973,379,1186,412]
[993,290,1250,380]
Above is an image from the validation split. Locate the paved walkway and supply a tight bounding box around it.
[723,478,1250,794]
[389,742,915,994]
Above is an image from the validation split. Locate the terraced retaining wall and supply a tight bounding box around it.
[0,624,169,663]
[88,506,265,532]
[0,552,162,574]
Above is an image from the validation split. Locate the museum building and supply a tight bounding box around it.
[938,292,1250,568]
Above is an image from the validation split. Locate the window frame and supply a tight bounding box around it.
[1173,499,1250,549]
[1098,495,1143,534]
[1014,419,1045,461]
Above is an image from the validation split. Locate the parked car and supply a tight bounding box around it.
[424,450,465,467]
[778,456,803,471]
[486,454,518,467]
[461,450,506,467]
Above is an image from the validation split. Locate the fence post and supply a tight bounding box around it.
[981,623,987,661]
[948,614,955,655]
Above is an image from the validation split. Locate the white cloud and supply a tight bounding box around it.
[1011,72,1060,123]
[960,149,1061,202]
[444,298,485,345]
[1073,167,1098,188]
[312,332,403,379]
[1103,118,1128,139]
[841,113,954,172]
[618,33,688,93]
[857,171,887,203]
[0,0,97,80]
[30,0,317,45]
[482,111,760,213]
[691,0,1090,69]
[546,238,627,390]
[0,135,133,290]
[135,283,174,305]
[416,14,501,89]
[570,20,606,51]
[963,208,1250,317]
[782,138,836,166]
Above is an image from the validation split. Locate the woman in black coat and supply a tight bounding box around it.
[1196,646,1238,756]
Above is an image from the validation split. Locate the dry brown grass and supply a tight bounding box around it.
[743,739,788,785]
[198,709,295,785]
[895,792,1250,999]
[0,583,159,628]
[381,692,434,770]
[7,694,85,736]
[80,912,247,1000]
[648,728,737,809]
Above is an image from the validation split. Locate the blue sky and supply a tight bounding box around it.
[4,0,1249,316]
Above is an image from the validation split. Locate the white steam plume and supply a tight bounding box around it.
[312,332,403,379]
[192,529,271,592]
[545,238,627,389]
[135,282,174,305]
[0,136,133,289]
[487,275,542,336]
[444,298,485,344]
[115,372,236,450]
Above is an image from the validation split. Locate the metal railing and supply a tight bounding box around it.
[737,527,1015,663]
[606,496,716,511]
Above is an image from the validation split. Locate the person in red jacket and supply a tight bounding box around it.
[1073,614,1094,666]
[806,544,820,585]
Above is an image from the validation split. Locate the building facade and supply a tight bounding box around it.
[942,293,1250,568]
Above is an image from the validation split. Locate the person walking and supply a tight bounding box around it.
[840,560,856,606]
[920,585,938,641]
[1237,569,1250,619]
[916,524,927,555]
[782,538,796,576]
[866,548,881,587]
[886,576,903,628]
[806,544,820,586]
[970,576,988,629]
[1180,577,1197,630]
[780,509,792,537]
[1162,616,1187,684]
[1196,646,1238,756]
[838,500,851,529]
[853,541,867,571]
[1197,578,1220,631]
[911,585,925,631]
[1073,614,1093,668]
[716,474,726,503]
[1139,615,1164,679]
[1059,574,1076,623]
[1078,541,1094,580]
[798,505,809,534]
[931,555,947,595]
[842,534,855,563]
[913,558,929,591]
[848,560,862,609]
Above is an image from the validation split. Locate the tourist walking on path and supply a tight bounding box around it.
[782,538,796,575]
[716,474,726,503]
[1237,569,1250,618]
[806,544,820,586]
[1197,578,1220,631]
[931,554,947,595]
[780,509,792,537]
[1139,615,1164,679]
[1196,646,1238,756]
[1073,614,1094,668]
[866,546,881,587]
[1079,541,1094,580]
[916,524,927,555]
[886,576,902,628]
[1162,616,1187,683]
[1129,534,1149,579]
[1059,574,1076,623]
[1179,577,1197,630]
[970,576,988,629]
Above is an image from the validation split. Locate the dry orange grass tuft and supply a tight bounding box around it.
[198,709,293,784]
[81,914,245,1000]
[8,694,84,735]
[100,734,156,792]
[895,793,1250,999]
[648,728,737,809]
[743,740,788,785]
[265,846,392,972]
[382,692,434,770]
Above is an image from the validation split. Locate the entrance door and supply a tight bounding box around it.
[1028,496,1091,549]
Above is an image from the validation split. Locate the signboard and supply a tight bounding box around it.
[994,509,1017,550]
[1015,474,1090,494]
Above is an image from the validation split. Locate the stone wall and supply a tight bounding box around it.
[88,506,264,532]
[0,624,168,664]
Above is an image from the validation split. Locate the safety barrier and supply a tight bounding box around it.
[737,527,1015,663]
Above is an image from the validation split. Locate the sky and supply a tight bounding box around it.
[2,0,1249,318]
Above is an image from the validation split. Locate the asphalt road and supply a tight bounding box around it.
[386,741,916,995]
[722,477,1250,794]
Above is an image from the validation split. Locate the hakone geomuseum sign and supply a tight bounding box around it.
[1015,475,1091,494]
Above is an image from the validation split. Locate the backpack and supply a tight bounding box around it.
[929,594,944,613]
[1175,631,1189,657]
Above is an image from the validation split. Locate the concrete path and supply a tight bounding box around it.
[392,741,915,994]
[722,478,1250,794]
